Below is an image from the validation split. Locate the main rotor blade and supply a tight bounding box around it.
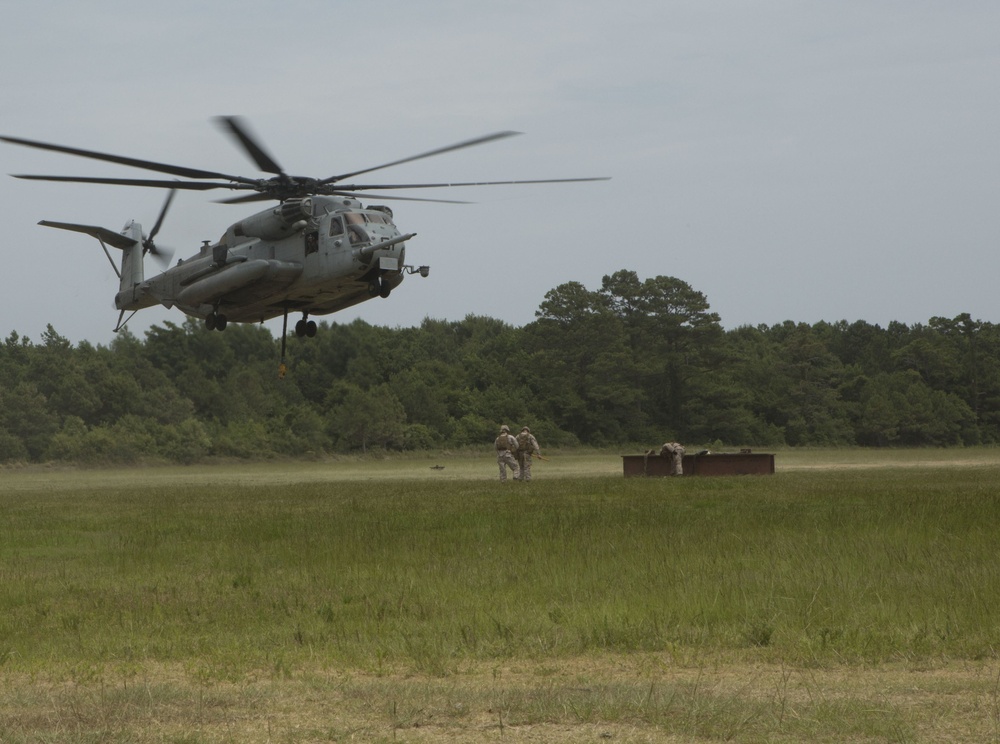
[328,191,473,204]
[331,176,612,190]
[214,190,474,205]
[12,174,245,191]
[321,131,522,184]
[1,134,255,183]
[215,116,285,175]
[214,192,277,204]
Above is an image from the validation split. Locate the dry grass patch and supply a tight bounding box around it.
[2,655,999,742]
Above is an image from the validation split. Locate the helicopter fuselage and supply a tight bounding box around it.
[119,195,417,326]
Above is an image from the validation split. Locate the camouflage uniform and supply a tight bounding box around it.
[660,442,685,475]
[494,425,520,482]
[515,427,541,481]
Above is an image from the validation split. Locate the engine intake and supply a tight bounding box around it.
[230,198,314,241]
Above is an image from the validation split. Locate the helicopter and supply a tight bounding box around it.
[2,117,608,374]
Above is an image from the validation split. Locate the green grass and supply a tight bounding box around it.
[2,452,1000,677]
[3,451,1000,741]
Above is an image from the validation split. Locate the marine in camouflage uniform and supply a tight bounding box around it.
[660,442,685,475]
[494,425,520,482]
[515,426,541,481]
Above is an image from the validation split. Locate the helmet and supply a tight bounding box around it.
[500,425,510,433]
[521,426,530,433]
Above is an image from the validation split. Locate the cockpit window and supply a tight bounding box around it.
[329,216,344,236]
[369,206,394,225]
[341,210,396,227]
[348,225,366,245]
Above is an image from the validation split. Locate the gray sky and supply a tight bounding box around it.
[2,1,999,346]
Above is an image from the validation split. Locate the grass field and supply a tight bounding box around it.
[2,448,1000,742]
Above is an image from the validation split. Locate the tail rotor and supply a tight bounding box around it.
[142,189,176,267]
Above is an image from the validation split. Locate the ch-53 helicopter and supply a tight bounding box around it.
[3,117,608,374]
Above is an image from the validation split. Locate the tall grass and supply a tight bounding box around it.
[1,462,999,677]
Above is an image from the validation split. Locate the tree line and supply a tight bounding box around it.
[2,269,997,464]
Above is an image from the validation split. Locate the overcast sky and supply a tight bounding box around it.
[2,1,998,346]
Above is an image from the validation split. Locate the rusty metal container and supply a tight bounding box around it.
[622,452,775,477]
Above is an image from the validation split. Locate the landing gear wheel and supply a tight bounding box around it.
[367,280,380,297]
[295,318,318,338]
[378,278,391,299]
[205,312,227,331]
